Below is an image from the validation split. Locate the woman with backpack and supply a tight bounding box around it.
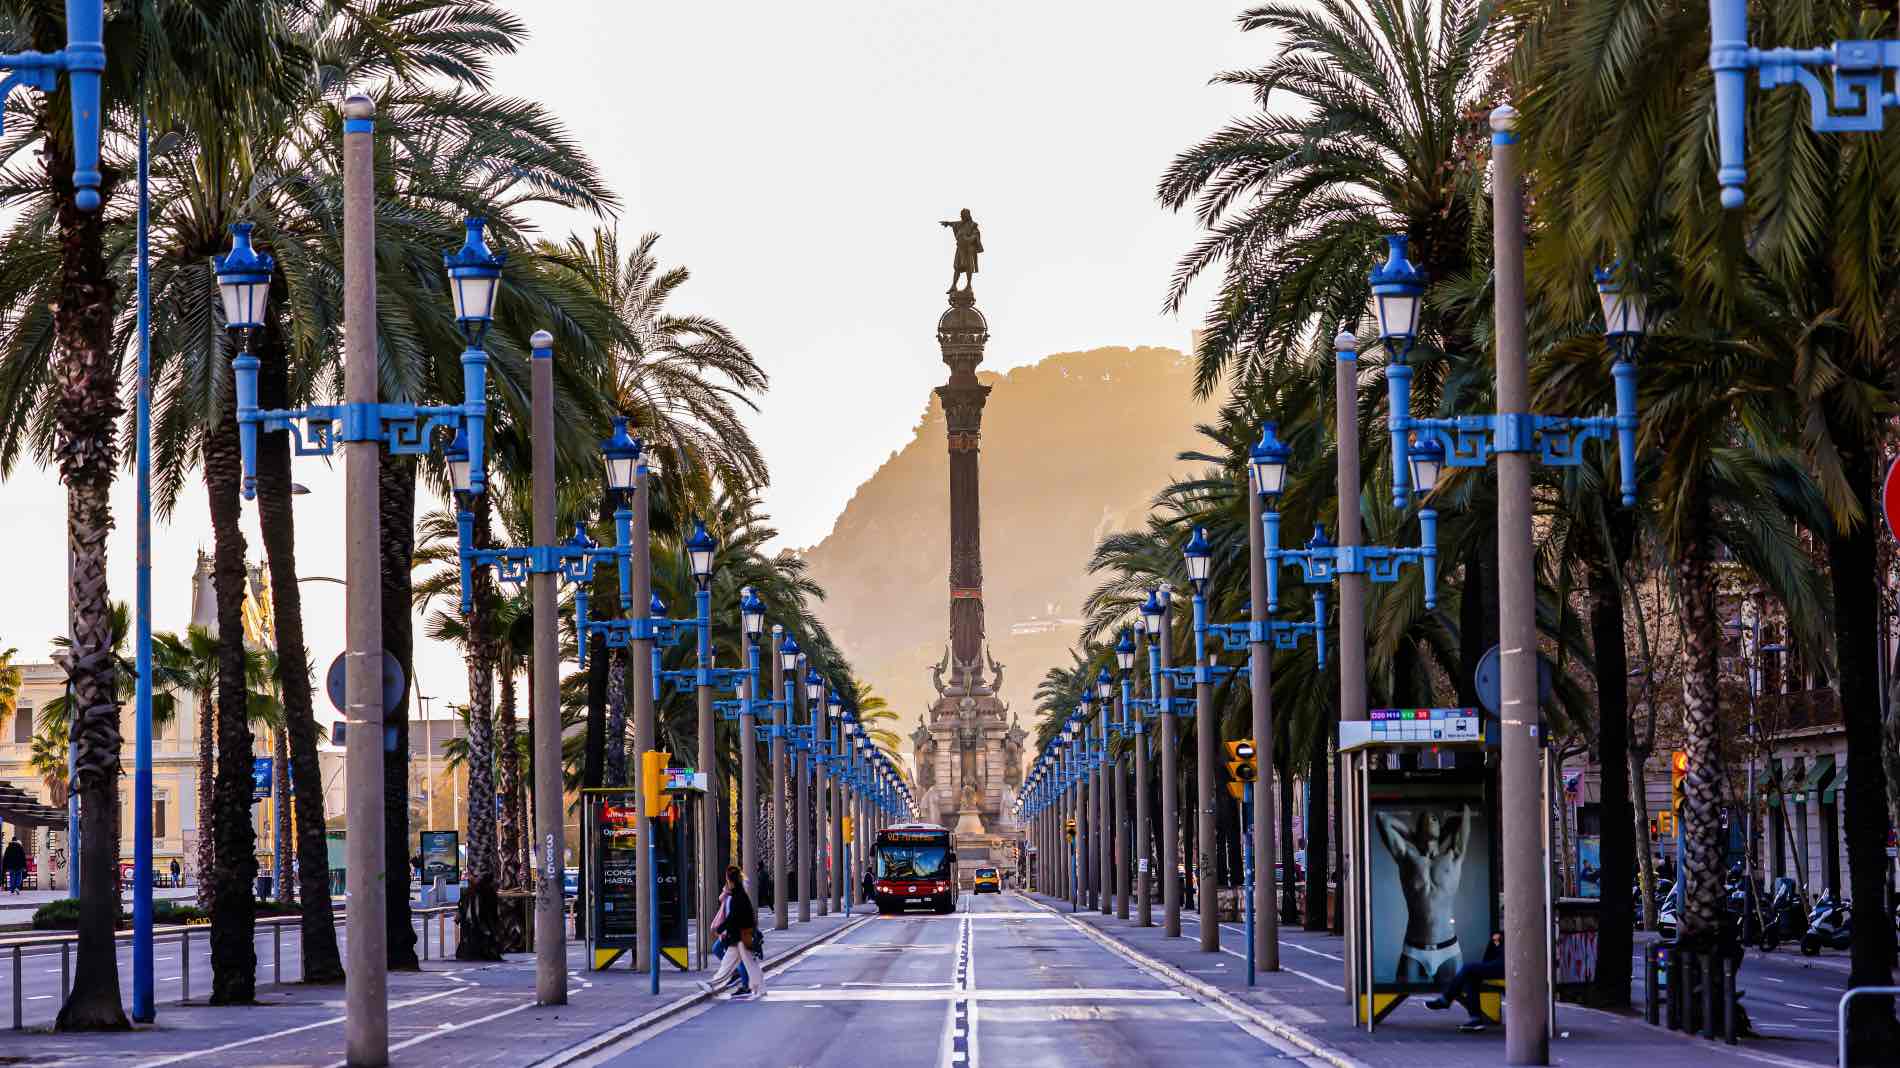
[699,866,764,1000]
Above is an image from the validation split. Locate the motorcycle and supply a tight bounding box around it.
[1801,897,1851,956]
[1755,879,1807,952]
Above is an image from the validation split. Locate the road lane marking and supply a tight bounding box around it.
[134,988,459,1068]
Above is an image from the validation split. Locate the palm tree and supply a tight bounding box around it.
[0,646,20,741]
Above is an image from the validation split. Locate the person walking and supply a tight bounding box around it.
[2,837,27,894]
[169,858,182,888]
[698,866,764,1000]
[704,871,750,995]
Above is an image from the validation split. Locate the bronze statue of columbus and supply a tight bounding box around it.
[939,208,982,294]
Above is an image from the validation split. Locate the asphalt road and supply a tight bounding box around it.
[1629,934,1847,1063]
[578,891,1328,1068]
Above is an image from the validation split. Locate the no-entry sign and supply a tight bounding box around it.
[1884,458,1900,542]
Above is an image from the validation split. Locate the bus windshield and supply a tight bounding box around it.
[876,843,951,880]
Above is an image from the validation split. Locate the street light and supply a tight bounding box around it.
[686,520,716,583]
[444,217,506,336]
[1370,233,1424,357]
[601,417,641,493]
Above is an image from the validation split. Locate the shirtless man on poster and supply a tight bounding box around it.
[1375,804,1474,984]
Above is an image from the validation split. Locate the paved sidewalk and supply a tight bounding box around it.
[0,886,198,927]
[1026,893,1825,1068]
[0,904,869,1066]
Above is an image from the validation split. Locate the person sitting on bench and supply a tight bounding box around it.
[1424,929,1503,1032]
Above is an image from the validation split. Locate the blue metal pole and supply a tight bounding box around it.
[1244,780,1255,987]
[648,815,659,996]
[132,101,155,1024]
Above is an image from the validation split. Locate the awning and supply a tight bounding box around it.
[1824,763,1847,804]
[1795,754,1835,804]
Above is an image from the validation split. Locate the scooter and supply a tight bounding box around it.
[1755,880,1807,952]
[1801,897,1851,956]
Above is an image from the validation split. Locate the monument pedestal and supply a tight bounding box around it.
[954,807,986,837]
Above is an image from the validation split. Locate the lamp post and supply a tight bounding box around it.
[1110,647,1131,921]
[798,665,821,922]
[226,95,487,1065]
[827,687,845,913]
[1182,528,1222,951]
[773,630,796,930]
[1126,622,1154,926]
[1707,1,1900,208]
[1363,113,1640,1064]
[740,589,765,896]
[1146,586,1185,936]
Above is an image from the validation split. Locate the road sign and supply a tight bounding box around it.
[1884,457,1900,541]
[1474,645,1555,715]
[325,651,407,715]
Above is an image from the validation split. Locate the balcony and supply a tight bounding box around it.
[1758,688,1841,733]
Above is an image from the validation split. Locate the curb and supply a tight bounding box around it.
[527,911,874,1067]
[1023,893,1368,1068]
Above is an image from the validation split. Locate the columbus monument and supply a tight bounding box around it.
[912,210,1025,860]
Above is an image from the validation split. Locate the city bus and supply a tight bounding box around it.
[870,821,957,914]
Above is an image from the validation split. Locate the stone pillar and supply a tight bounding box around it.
[936,290,991,669]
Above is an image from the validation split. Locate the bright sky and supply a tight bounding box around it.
[0,1,1263,714]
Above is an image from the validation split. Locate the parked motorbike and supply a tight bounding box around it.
[1801,897,1851,956]
[1755,879,1807,952]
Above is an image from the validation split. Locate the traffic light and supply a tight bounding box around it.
[1670,751,1688,810]
[642,750,673,819]
[843,814,854,839]
[1654,809,1674,838]
[1225,739,1258,800]
[1064,817,1077,841]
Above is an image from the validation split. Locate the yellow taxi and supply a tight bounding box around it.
[972,866,1001,894]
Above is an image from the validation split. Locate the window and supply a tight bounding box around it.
[13,705,31,744]
[154,797,167,839]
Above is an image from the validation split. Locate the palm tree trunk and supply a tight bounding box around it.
[1277,734,1296,923]
[605,647,629,785]
[272,727,291,903]
[1303,704,1330,931]
[498,667,522,890]
[1584,510,1634,1006]
[1827,441,1899,1056]
[196,695,216,911]
[206,398,258,1005]
[253,335,341,980]
[46,82,128,1035]
[380,451,419,971]
[456,497,504,961]
[1673,496,1727,951]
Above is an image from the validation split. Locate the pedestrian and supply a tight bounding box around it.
[704,873,750,994]
[1423,930,1504,1032]
[168,858,182,889]
[697,866,763,1000]
[757,859,774,909]
[861,865,874,905]
[2,837,26,894]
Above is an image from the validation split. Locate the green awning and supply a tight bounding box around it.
[1824,763,1846,804]
[1797,754,1835,803]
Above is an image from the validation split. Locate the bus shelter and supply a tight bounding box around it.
[1339,708,1506,1031]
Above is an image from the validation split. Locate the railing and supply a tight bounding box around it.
[1838,987,1900,1068]
[6,903,458,1028]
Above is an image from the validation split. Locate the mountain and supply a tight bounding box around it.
[798,344,1215,768]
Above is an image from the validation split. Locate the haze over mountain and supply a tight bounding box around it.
[797,345,1215,768]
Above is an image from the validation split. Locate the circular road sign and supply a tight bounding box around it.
[326,651,407,715]
[1474,644,1555,716]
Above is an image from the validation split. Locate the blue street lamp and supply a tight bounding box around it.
[0,2,104,209]
[1379,236,1641,507]
[226,216,494,500]
[1707,0,1900,207]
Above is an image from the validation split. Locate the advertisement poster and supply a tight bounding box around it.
[252,757,272,800]
[1576,834,1601,898]
[1366,769,1495,993]
[591,793,642,952]
[419,830,459,886]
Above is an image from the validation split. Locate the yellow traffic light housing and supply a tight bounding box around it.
[642,750,673,818]
[1064,817,1077,840]
[1225,738,1258,784]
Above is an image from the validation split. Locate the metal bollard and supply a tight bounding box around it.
[12,945,21,1030]
[1643,947,1658,1026]
[1701,951,1717,1039]
[274,923,282,984]
[421,913,429,961]
[181,929,189,1002]
[1723,956,1737,1045]
[440,912,448,957]
[60,942,69,998]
